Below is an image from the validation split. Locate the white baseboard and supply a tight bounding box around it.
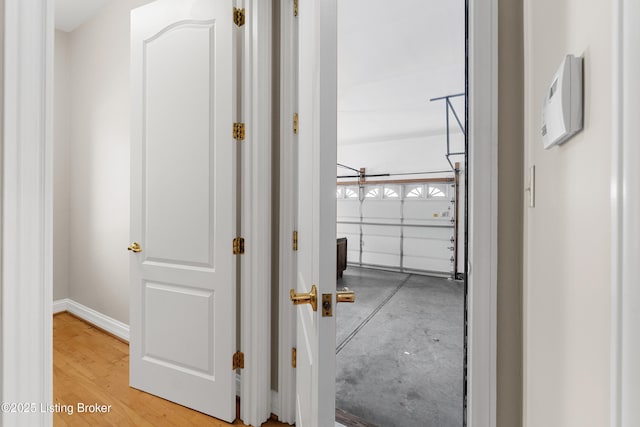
[271,390,280,419]
[53,298,129,342]
[52,298,69,314]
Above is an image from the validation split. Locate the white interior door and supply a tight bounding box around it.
[129,0,236,421]
[294,0,338,425]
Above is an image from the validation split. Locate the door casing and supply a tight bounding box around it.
[239,1,273,426]
[276,0,500,426]
[2,0,54,426]
[611,0,640,425]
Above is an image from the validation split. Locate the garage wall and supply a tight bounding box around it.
[338,132,464,177]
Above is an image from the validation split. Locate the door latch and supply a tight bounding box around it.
[322,294,332,317]
[336,287,355,303]
[290,285,318,311]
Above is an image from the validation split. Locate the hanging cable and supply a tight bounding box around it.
[337,170,453,179]
[337,173,390,179]
[386,170,453,176]
[336,163,360,173]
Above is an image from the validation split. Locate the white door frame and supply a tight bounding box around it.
[1,1,273,426]
[239,1,273,426]
[466,0,498,425]
[2,0,54,426]
[276,0,299,424]
[611,0,640,425]
[276,0,499,425]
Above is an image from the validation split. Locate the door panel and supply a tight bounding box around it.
[130,0,236,422]
[295,0,338,425]
[144,22,215,267]
[143,282,213,374]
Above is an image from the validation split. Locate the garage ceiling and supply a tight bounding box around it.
[338,0,465,145]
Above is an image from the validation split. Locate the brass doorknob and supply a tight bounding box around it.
[290,284,318,311]
[336,287,355,303]
[127,242,142,253]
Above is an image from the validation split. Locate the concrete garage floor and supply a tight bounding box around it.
[336,267,464,427]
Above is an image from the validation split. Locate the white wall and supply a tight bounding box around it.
[523,0,611,425]
[53,30,71,301]
[54,0,153,323]
[338,131,464,176]
[336,0,465,155]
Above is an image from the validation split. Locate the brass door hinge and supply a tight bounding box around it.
[233,237,245,255]
[293,0,298,17]
[292,348,297,368]
[233,7,245,27]
[293,113,299,134]
[233,122,245,141]
[233,351,244,370]
[293,231,298,251]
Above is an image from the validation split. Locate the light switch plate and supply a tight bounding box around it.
[526,165,535,208]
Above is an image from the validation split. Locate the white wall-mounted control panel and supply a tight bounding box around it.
[541,54,583,149]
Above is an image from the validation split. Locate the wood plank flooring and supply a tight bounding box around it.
[54,312,288,427]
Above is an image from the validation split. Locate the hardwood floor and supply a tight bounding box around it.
[54,312,288,427]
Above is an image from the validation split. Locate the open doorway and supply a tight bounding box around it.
[50,0,268,425]
[334,1,466,425]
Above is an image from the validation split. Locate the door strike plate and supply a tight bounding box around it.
[322,294,332,317]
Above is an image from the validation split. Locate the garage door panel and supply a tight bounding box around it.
[403,226,453,240]
[362,200,402,220]
[347,251,359,263]
[403,200,452,221]
[362,235,401,255]
[404,237,451,258]
[362,224,401,238]
[336,183,458,275]
[337,223,359,236]
[337,200,360,220]
[361,253,401,268]
[403,256,451,273]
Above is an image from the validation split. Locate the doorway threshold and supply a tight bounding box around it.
[336,408,379,427]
